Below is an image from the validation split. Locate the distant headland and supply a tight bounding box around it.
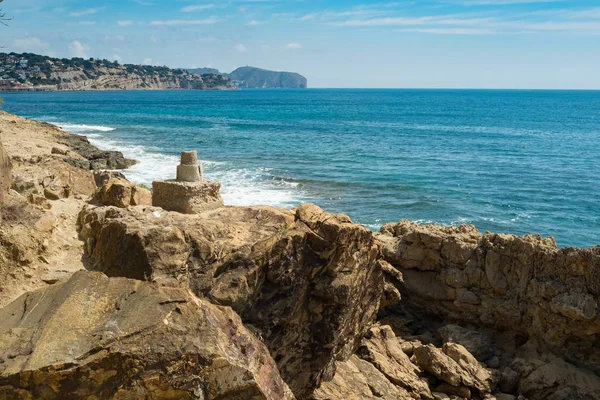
[187,66,308,89]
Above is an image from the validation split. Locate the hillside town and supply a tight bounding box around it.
[0,52,235,91]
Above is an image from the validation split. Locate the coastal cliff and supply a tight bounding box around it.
[0,111,599,399]
[227,66,308,88]
[0,53,236,91]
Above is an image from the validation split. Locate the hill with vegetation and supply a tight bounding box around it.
[227,66,307,89]
[0,53,236,91]
[186,66,308,89]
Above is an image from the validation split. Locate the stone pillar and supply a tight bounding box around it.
[152,150,223,214]
[176,151,203,182]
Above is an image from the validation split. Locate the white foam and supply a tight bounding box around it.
[67,126,307,209]
[56,123,116,133]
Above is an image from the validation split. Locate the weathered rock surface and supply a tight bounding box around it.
[58,134,138,170]
[78,203,383,397]
[0,271,294,400]
[152,179,223,214]
[376,220,600,399]
[94,176,152,208]
[0,137,12,220]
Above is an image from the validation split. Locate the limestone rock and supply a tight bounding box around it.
[94,177,152,208]
[439,324,494,361]
[413,343,495,397]
[0,138,12,220]
[356,325,433,399]
[377,220,600,371]
[58,134,138,170]
[152,179,223,214]
[0,271,294,400]
[311,355,413,400]
[77,203,384,397]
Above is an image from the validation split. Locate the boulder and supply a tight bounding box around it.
[311,355,413,400]
[413,343,496,397]
[438,324,494,361]
[77,203,384,397]
[356,325,433,399]
[94,177,152,208]
[0,271,294,400]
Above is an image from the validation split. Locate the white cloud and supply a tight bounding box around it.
[69,8,99,17]
[149,35,158,43]
[112,54,122,62]
[284,42,303,49]
[12,37,51,53]
[68,41,89,59]
[143,58,153,65]
[117,20,133,26]
[105,35,126,41]
[234,44,247,52]
[181,4,215,13]
[247,19,266,26]
[150,18,219,26]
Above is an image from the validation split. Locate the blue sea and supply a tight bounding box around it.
[1,89,599,248]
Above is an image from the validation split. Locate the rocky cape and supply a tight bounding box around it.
[1,111,600,399]
[188,66,308,89]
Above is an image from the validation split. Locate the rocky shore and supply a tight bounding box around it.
[1,111,599,399]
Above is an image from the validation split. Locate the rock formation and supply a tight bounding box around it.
[0,271,294,399]
[371,220,600,399]
[78,203,383,397]
[0,137,12,221]
[152,151,223,213]
[94,174,152,208]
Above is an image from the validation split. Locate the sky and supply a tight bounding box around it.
[2,0,600,89]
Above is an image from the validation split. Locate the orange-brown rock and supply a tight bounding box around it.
[0,138,12,221]
[78,203,383,397]
[376,220,600,399]
[0,271,294,400]
[94,176,152,208]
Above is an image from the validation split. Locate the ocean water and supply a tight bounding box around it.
[1,89,599,248]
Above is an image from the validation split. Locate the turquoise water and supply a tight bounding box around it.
[2,89,599,247]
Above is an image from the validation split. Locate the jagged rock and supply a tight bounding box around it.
[93,177,151,208]
[413,343,495,396]
[0,271,294,400]
[311,355,413,399]
[356,325,433,399]
[377,221,600,372]
[513,353,600,400]
[58,134,137,170]
[439,324,494,361]
[77,203,383,397]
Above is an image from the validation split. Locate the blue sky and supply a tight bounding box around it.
[3,0,600,88]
